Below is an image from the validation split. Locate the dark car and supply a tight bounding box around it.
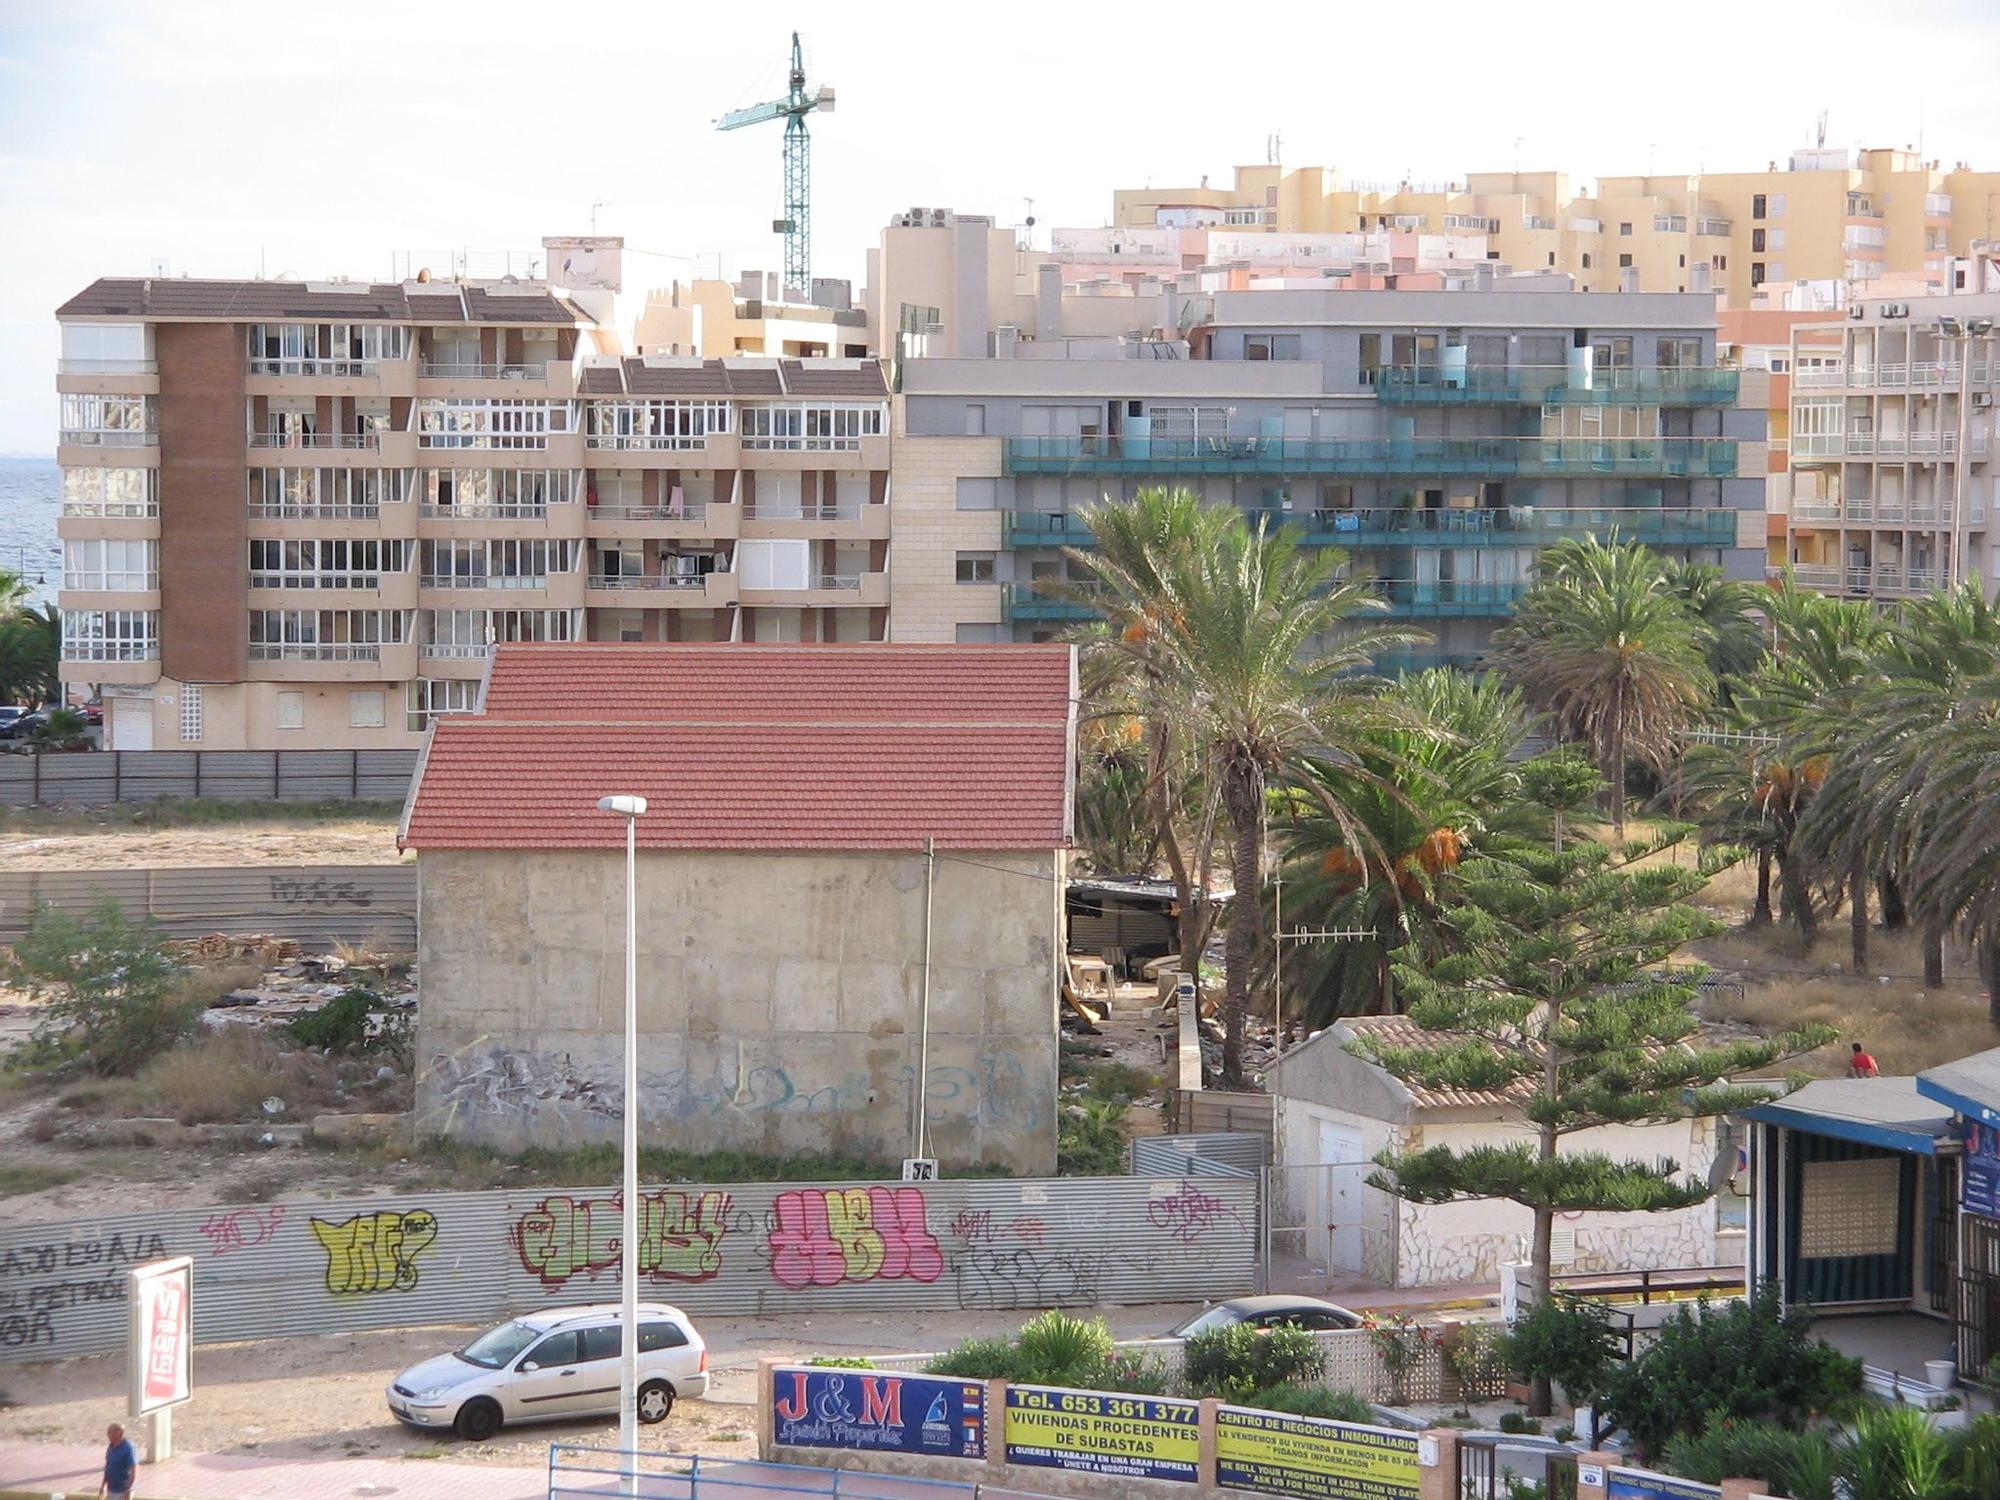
[0,706,29,739]
[1166,1295,1364,1338]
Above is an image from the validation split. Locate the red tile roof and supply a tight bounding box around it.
[1341,1016,1541,1111]
[402,644,1076,853]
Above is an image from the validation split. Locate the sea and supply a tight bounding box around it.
[0,456,62,609]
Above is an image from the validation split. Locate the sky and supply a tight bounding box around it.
[3,0,2000,453]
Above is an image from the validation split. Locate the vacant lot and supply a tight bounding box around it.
[0,803,404,869]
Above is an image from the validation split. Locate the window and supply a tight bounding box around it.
[61,323,150,371]
[406,678,481,731]
[64,538,157,591]
[61,610,158,661]
[964,404,986,436]
[1581,253,1592,270]
[585,400,729,450]
[1619,222,1633,236]
[1618,253,1633,269]
[415,399,574,449]
[1752,193,1768,220]
[249,468,399,519]
[419,468,573,517]
[346,690,385,729]
[638,1321,689,1353]
[423,609,581,655]
[956,552,996,584]
[179,684,203,743]
[1751,263,1767,287]
[420,539,573,587]
[522,1332,579,1370]
[275,691,304,731]
[249,610,406,661]
[249,538,406,589]
[1149,406,1228,439]
[1770,193,1786,217]
[1243,334,1301,361]
[955,623,1004,644]
[247,323,407,374]
[62,467,156,518]
[60,393,154,445]
[740,403,885,451]
[579,1326,622,1363]
[955,478,998,512]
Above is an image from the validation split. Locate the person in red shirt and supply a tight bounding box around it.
[1848,1042,1880,1078]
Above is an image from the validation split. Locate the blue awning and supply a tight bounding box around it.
[1740,1077,1954,1155]
[1918,1047,2000,1130]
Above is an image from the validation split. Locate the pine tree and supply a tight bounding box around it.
[1349,761,1833,1414]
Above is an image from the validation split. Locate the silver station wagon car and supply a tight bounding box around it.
[386,1302,709,1440]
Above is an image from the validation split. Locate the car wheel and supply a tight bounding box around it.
[453,1397,503,1442]
[636,1379,676,1424]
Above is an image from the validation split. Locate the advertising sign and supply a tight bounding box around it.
[1607,1466,1722,1500]
[1964,1120,2000,1221]
[1215,1406,1421,1500]
[1003,1384,1200,1483]
[771,1367,985,1459]
[126,1257,193,1416]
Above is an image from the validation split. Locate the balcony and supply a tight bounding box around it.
[419,503,548,521]
[589,502,709,522]
[1365,650,1485,675]
[585,572,738,607]
[1002,583,1099,623]
[587,573,715,591]
[419,362,551,381]
[420,573,556,590]
[59,359,157,375]
[1378,579,1530,617]
[59,428,156,448]
[1792,431,1988,461]
[248,642,382,662]
[1295,506,1740,548]
[1374,366,1738,406]
[250,502,382,521]
[247,432,383,451]
[737,571,888,608]
[1003,435,1740,479]
[1792,565,1946,597]
[1005,511,1098,549]
[249,358,382,377]
[585,432,713,452]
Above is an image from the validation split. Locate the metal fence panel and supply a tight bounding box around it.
[0,1173,1258,1366]
[0,749,419,807]
[1132,1133,1267,1179]
[0,863,417,948]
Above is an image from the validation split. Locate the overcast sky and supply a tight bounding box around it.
[4,0,1999,453]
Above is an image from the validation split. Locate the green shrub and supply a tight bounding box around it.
[800,1355,875,1369]
[9,901,196,1076]
[1083,1349,1171,1395]
[1497,1411,1543,1435]
[925,1337,1027,1382]
[1249,1384,1375,1422]
[1598,1287,1862,1461]
[1952,1414,2000,1500]
[1181,1323,1328,1400]
[1500,1295,1620,1407]
[1842,1403,1952,1500]
[288,986,382,1052]
[1082,1061,1159,1103]
[1664,1414,1841,1498]
[1057,1098,1129,1175]
[1015,1311,1114,1383]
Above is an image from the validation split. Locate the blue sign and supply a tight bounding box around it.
[771,1367,985,1459]
[1964,1120,2000,1221]
[1608,1467,1721,1500]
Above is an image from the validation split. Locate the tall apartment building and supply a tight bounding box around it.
[56,257,890,751]
[633,270,872,358]
[1718,307,1847,572]
[1116,150,2000,304]
[887,287,1767,663]
[1785,294,1999,597]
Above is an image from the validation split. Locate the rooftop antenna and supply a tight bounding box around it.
[1816,109,1828,150]
[716,32,835,298]
[590,200,612,234]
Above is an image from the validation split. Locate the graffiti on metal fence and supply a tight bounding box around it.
[513,1190,732,1287]
[196,1206,286,1258]
[270,874,375,907]
[1146,1179,1245,1244]
[310,1209,439,1295]
[769,1187,944,1289]
[0,1228,166,1350]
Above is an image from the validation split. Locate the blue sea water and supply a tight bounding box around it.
[0,455,62,609]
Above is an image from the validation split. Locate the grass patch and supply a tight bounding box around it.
[1080,1061,1159,1104]
[1702,977,1992,1077]
[0,1162,80,1195]
[136,1025,401,1124]
[403,1448,447,1461]
[0,798,402,833]
[315,1136,1014,1190]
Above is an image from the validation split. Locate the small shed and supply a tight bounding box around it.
[1917,1047,2000,1373]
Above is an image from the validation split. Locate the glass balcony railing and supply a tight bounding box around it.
[1007,506,1739,551]
[1004,511,1099,548]
[1374,366,1739,405]
[1004,435,1740,479]
[1002,583,1098,622]
[1377,580,1530,617]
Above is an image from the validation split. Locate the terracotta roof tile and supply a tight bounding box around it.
[1342,1016,1541,1111]
[403,643,1077,854]
[57,277,587,326]
[781,360,889,397]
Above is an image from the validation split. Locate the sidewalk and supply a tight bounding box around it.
[0,1439,547,1500]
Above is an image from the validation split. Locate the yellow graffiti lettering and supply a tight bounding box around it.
[310,1209,439,1295]
[824,1188,885,1281]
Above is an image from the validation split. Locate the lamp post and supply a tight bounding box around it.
[1937,315,1994,588]
[595,793,647,1478]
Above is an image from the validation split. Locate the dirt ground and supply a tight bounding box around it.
[0,1304,1199,1468]
[0,818,404,870]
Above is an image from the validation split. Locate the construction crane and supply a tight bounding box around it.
[715,32,834,300]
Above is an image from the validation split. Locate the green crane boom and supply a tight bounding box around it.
[715,32,833,299]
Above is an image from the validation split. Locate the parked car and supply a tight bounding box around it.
[76,701,103,726]
[1165,1294,1363,1338]
[0,707,29,739]
[6,710,46,741]
[385,1302,708,1441]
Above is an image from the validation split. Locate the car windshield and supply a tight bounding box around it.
[455,1320,541,1369]
[1168,1306,1237,1338]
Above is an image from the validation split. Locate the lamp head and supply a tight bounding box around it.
[1971,318,1995,337]
[596,795,649,817]
[1939,316,1964,337]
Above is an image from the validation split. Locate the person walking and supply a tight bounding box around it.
[1848,1041,1881,1078]
[99,1422,136,1500]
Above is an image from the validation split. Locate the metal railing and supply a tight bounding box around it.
[744,504,867,522]
[584,433,713,451]
[60,643,158,663]
[59,429,155,447]
[247,357,382,377]
[420,574,552,589]
[419,503,549,519]
[418,361,550,380]
[59,359,157,375]
[1297,505,1738,545]
[247,431,382,450]
[248,501,381,520]
[62,500,159,519]
[588,502,711,521]
[1004,435,1740,478]
[1793,431,1987,459]
[1374,365,1739,405]
[419,642,492,659]
[741,435,869,451]
[248,572,392,590]
[1790,564,1947,596]
[247,642,383,661]
[588,573,710,590]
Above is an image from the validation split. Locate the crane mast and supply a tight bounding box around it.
[715,32,833,299]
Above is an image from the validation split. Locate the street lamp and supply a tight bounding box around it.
[595,793,648,1478]
[1938,316,1995,588]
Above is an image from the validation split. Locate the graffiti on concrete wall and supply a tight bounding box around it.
[514,1190,732,1287]
[310,1209,439,1295]
[0,1229,167,1350]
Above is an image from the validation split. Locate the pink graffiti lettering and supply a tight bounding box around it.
[768,1187,943,1289]
[1008,1215,1048,1249]
[949,1209,995,1243]
[514,1190,732,1287]
[195,1205,286,1258]
[1145,1180,1244,1245]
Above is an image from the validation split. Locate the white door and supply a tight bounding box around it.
[1314,1120,1368,1275]
[113,698,153,751]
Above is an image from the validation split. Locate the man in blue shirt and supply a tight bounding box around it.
[99,1422,137,1500]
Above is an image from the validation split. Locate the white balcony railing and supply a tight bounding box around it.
[60,429,155,447]
[420,574,552,590]
[586,503,711,522]
[249,502,382,521]
[584,433,711,451]
[62,500,159,519]
[247,432,383,450]
[63,642,158,662]
[743,504,865,522]
[419,503,549,520]
[247,358,381,377]
[1794,365,1847,389]
[59,359,158,375]
[248,642,382,662]
[419,643,493,659]
[587,574,710,590]
[419,362,551,381]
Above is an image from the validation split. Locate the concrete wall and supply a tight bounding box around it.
[415,846,1061,1173]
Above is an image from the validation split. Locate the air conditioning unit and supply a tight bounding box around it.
[1849,305,1866,319]
[1977,392,1993,409]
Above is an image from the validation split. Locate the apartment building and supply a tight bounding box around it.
[1785,293,2000,598]
[56,265,890,751]
[1718,307,1847,572]
[633,270,872,358]
[1116,149,1999,304]
[889,287,1767,666]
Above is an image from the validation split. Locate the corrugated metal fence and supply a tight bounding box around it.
[0,863,417,948]
[0,1173,1259,1366]
[1131,1132,1267,1179]
[0,749,419,807]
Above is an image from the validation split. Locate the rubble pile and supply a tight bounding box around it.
[197,948,417,1030]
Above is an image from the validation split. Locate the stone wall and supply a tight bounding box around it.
[415,846,1060,1173]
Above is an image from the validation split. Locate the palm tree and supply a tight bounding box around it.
[0,600,57,709]
[1277,669,1527,1019]
[30,708,90,753]
[1495,538,1714,839]
[1655,559,1768,696]
[1134,516,1418,1083]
